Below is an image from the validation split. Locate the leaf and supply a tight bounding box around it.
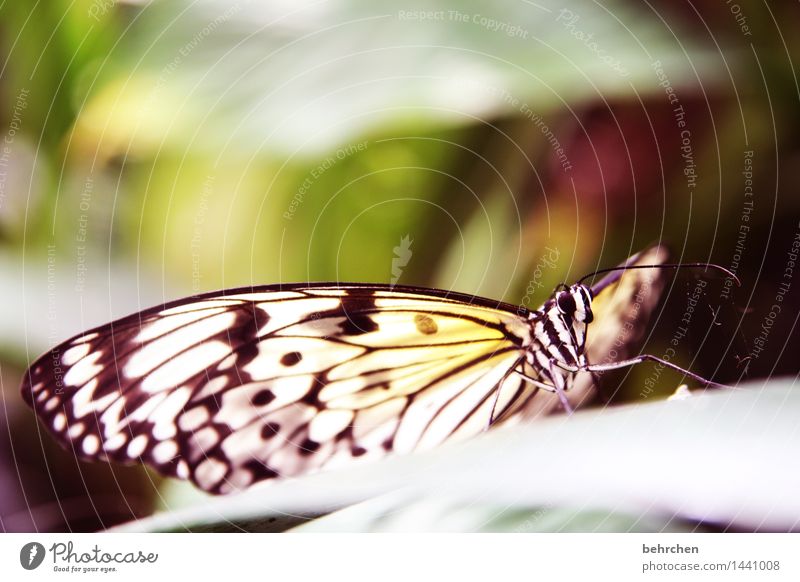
[289,493,701,532]
[77,0,734,159]
[111,380,800,532]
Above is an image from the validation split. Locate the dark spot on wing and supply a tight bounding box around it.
[251,389,275,406]
[243,460,280,479]
[344,287,376,297]
[222,306,271,371]
[351,445,367,457]
[280,351,302,366]
[341,292,377,313]
[261,422,281,439]
[339,313,379,336]
[314,293,380,336]
[299,438,320,456]
[300,376,326,408]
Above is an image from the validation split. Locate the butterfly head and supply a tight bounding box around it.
[554,283,594,324]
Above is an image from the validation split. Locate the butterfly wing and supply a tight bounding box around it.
[21,284,535,494]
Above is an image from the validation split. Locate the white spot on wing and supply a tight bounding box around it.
[188,426,219,458]
[227,468,253,489]
[128,392,168,424]
[254,297,342,337]
[140,341,231,393]
[68,422,85,439]
[125,312,235,379]
[217,353,237,370]
[63,351,103,387]
[152,440,178,463]
[100,398,127,438]
[127,434,149,457]
[271,375,313,403]
[193,375,229,401]
[53,412,66,431]
[176,460,189,479]
[104,433,127,451]
[308,409,354,443]
[150,387,192,440]
[136,307,227,341]
[62,343,91,366]
[73,379,119,419]
[195,458,227,488]
[179,406,210,431]
[82,434,100,455]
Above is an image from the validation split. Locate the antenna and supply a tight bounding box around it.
[578,262,741,288]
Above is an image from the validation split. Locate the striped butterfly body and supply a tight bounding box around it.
[22,246,668,494]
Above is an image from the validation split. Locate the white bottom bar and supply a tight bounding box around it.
[1,533,797,581]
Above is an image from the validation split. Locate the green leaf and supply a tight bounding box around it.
[111,380,800,532]
[79,0,734,158]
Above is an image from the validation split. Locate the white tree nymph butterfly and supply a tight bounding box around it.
[20,245,734,494]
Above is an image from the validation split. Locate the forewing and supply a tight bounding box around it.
[21,284,531,494]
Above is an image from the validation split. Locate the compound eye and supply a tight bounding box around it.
[556,292,576,315]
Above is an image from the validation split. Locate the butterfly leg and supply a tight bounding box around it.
[548,361,574,414]
[560,355,730,389]
[584,360,609,404]
[486,357,527,429]
[512,369,573,415]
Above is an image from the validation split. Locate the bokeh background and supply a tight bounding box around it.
[1,0,799,532]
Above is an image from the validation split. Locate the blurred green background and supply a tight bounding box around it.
[1,0,798,531]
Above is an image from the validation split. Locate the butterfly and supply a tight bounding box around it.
[20,245,723,495]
